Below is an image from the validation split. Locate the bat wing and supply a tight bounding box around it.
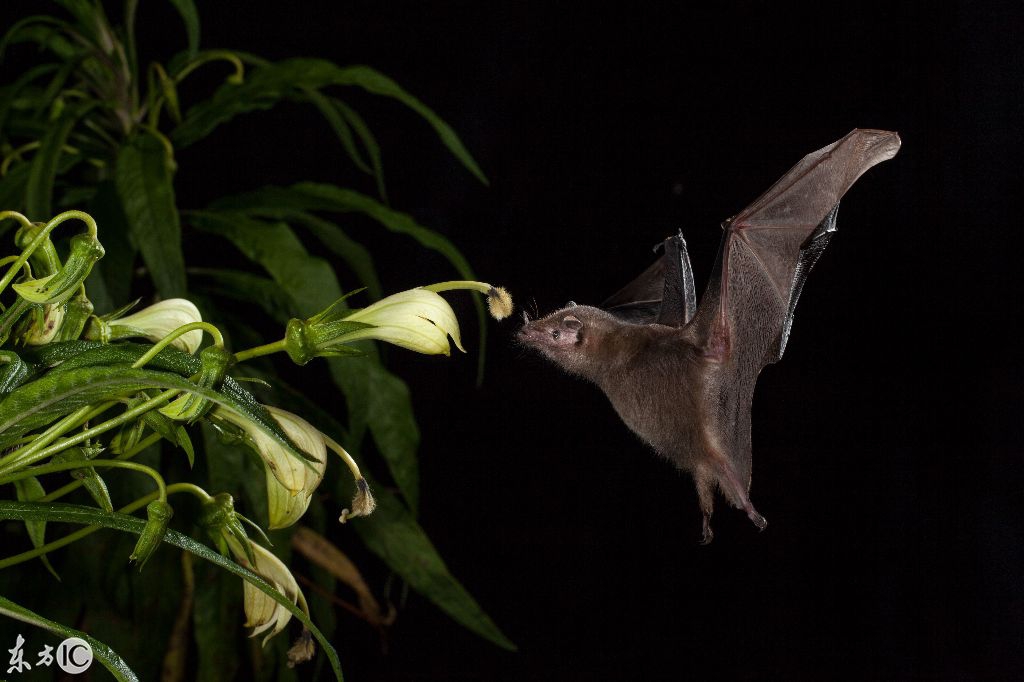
[689,129,900,516]
[692,128,901,368]
[602,231,699,327]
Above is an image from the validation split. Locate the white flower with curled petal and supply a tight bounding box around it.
[106,298,204,353]
[334,288,464,356]
[262,406,327,529]
[227,539,307,646]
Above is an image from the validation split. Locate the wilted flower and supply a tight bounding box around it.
[227,538,308,646]
[20,304,64,345]
[86,298,204,353]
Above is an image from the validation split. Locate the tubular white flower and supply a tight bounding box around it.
[340,288,464,355]
[263,406,327,529]
[213,406,324,496]
[227,539,306,646]
[108,298,204,353]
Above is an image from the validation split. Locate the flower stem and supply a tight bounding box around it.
[233,338,286,363]
[0,390,178,476]
[39,432,162,502]
[0,482,212,570]
[0,459,167,502]
[131,321,225,368]
[0,210,98,298]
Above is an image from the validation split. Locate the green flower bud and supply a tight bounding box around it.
[159,345,235,422]
[54,290,94,342]
[12,233,104,306]
[199,493,257,566]
[14,223,61,277]
[129,499,173,569]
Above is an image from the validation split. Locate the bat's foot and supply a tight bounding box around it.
[747,508,768,531]
[699,516,714,545]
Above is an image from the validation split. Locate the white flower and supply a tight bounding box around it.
[263,406,327,529]
[108,298,204,353]
[213,406,325,501]
[338,288,464,356]
[227,539,306,646]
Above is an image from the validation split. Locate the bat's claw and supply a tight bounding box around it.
[747,509,768,531]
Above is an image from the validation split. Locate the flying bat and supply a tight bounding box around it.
[519,129,901,543]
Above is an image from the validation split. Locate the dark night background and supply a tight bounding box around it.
[3,1,1023,679]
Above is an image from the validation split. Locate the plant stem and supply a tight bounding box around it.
[40,432,162,502]
[233,338,286,363]
[0,459,167,502]
[0,210,98,298]
[131,321,225,369]
[0,483,212,570]
[0,389,178,475]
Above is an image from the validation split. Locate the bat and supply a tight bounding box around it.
[518,129,901,543]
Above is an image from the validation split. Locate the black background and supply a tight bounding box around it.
[5,1,1024,679]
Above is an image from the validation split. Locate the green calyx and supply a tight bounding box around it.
[129,499,173,569]
[12,234,105,306]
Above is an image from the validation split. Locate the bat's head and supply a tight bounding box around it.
[517,304,622,379]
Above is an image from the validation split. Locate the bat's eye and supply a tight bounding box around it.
[551,330,560,339]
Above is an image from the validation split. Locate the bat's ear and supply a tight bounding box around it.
[562,315,583,330]
[565,300,578,307]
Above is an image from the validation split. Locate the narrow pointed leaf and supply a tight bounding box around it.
[115,131,187,297]
[0,501,343,681]
[172,58,486,184]
[25,105,82,220]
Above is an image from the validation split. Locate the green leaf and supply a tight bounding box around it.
[333,98,387,201]
[0,364,317,470]
[12,476,60,579]
[0,501,343,681]
[115,130,187,297]
[0,164,30,217]
[209,183,489,381]
[188,268,298,325]
[190,211,421,508]
[302,88,371,174]
[171,58,487,184]
[167,0,200,58]
[0,592,138,681]
[263,387,511,650]
[358,487,514,650]
[25,104,82,220]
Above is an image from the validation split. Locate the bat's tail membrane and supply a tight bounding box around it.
[775,204,840,360]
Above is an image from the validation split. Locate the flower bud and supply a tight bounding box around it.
[12,233,104,306]
[199,492,257,566]
[87,298,204,353]
[129,499,173,569]
[159,345,235,422]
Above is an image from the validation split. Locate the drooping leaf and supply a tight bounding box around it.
[171,58,486,184]
[354,487,515,650]
[188,267,298,324]
[0,591,138,681]
[115,130,187,297]
[208,183,489,381]
[190,211,422,509]
[0,501,344,681]
[167,0,200,58]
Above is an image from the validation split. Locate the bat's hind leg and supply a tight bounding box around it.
[715,460,768,532]
[694,468,716,545]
